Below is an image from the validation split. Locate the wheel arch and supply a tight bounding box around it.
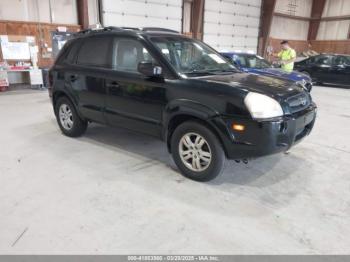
[52,90,85,120]
[162,100,229,156]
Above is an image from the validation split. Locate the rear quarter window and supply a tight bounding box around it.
[65,40,82,64]
[55,40,81,65]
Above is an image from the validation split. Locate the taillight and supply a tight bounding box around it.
[48,71,53,87]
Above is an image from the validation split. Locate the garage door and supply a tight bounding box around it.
[203,0,261,53]
[101,0,182,32]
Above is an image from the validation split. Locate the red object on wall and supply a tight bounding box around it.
[0,72,9,91]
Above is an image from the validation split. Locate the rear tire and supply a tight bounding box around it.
[171,121,225,182]
[55,97,87,137]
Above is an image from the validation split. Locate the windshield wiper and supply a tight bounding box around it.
[212,69,239,73]
[184,70,217,76]
[185,68,239,76]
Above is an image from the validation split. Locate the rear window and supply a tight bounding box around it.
[64,40,81,64]
[76,37,111,68]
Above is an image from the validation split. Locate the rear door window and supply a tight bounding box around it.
[77,37,112,68]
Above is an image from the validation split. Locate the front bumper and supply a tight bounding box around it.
[213,103,317,160]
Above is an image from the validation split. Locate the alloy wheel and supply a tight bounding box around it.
[59,104,74,130]
[178,132,212,172]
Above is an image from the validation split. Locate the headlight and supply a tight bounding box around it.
[244,92,283,119]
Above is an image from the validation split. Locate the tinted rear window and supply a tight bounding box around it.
[65,40,81,64]
[76,37,111,68]
[54,40,80,65]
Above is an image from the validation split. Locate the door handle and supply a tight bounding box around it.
[106,81,120,89]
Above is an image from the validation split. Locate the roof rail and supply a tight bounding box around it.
[102,26,123,31]
[75,26,179,37]
[76,28,93,35]
[141,27,179,33]
[120,27,141,31]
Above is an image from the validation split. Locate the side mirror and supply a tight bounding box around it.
[137,61,163,77]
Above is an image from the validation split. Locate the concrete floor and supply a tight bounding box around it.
[0,86,349,254]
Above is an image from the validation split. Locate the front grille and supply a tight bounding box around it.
[286,92,311,114]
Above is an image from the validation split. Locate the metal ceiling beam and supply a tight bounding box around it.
[273,12,309,21]
[320,15,350,22]
[308,0,326,40]
[258,0,276,56]
[274,12,350,22]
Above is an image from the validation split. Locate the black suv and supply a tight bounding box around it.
[49,27,317,181]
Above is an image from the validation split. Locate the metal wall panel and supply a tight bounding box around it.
[270,0,312,41]
[270,16,309,40]
[316,0,350,40]
[274,0,312,17]
[203,0,261,53]
[102,0,182,31]
[317,20,350,40]
[322,0,350,16]
[0,0,77,24]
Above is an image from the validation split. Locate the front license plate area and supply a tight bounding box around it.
[304,111,315,125]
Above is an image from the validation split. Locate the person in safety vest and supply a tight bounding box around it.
[271,40,297,73]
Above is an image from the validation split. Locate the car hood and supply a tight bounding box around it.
[247,67,311,81]
[196,72,305,100]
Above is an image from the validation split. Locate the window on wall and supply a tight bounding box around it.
[50,0,78,24]
[0,0,78,24]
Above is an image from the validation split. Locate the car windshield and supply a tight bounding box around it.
[151,36,237,76]
[234,54,271,69]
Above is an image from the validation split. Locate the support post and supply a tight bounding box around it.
[307,0,326,40]
[258,0,276,56]
[77,0,89,29]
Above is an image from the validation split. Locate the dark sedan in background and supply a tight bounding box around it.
[294,54,350,86]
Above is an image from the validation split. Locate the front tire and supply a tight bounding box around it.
[171,121,225,182]
[55,97,87,137]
